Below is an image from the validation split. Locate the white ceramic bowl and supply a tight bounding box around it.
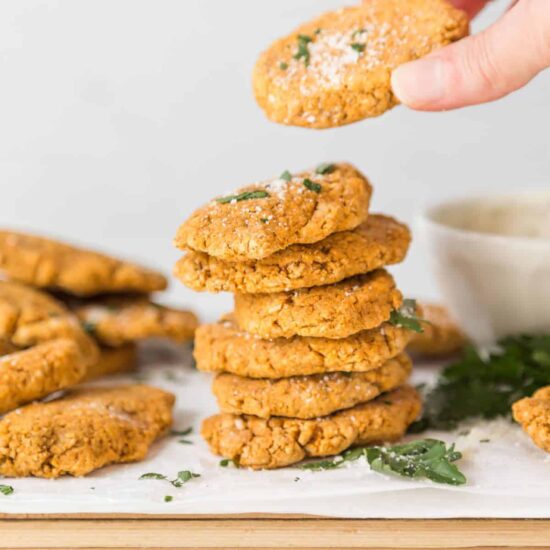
[417,190,550,346]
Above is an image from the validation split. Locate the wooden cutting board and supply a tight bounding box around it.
[1,515,548,549]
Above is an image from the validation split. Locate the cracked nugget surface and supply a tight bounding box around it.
[408,302,466,358]
[174,163,371,261]
[0,384,175,478]
[195,315,411,378]
[512,386,550,453]
[0,339,86,414]
[73,296,198,347]
[0,281,98,367]
[213,353,411,419]
[175,214,410,294]
[202,385,421,469]
[253,0,468,128]
[234,269,402,339]
[0,230,167,296]
[84,345,138,381]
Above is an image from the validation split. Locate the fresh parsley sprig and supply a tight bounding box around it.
[216,190,270,204]
[411,334,550,431]
[389,299,425,333]
[300,439,466,486]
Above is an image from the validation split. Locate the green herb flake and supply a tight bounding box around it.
[171,470,200,488]
[479,439,490,443]
[314,28,322,35]
[315,163,336,175]
[171,427,193,437]
[219,459,237,468]
[411,334,550,432]
[389,299,425,333]
[279,61,288,70]
[216,190,270,204]
[178,439,193,445]
[303,178,322,193]
[293,34,313,66]
[351,28,367,39]
[139,473,167,481]
[0,485,14,496]
[300,458,344,471]
[351,43,366,53]
[280,170,292,182]
[82,321,97,335]
[164,495,173,503]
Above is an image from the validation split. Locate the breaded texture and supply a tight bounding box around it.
[0,385,175,478]
[73,296,198,347]
[408,302,466,358]
[84,345,138,381]
[234,269,402,339]
[512,386,550,453]
[174,163,371,261]
[195,315,411,378]
[253,0,468,128]
[0,281,98,367]
[0,230,167,296]
[175,214,410,294]
[202,386,421,469]
[213,353,411,419]
[0,339,86,414]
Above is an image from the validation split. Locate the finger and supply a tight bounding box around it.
[449,0,491,18]
[391,0,550,111]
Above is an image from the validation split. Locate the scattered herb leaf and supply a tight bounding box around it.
[82,321,96,335]
[279,62,288,70]
[0,485,14,496]
[178,439,193,445]
[219,459,237,468]
[314,28,322,35]
[280,170,292,182]
[351,28,367,39]
[410,335,550,431]
[303,178,322,193]
[216,190,270,204]
[294,34,313,66]
[164,495,173,502]
[315,163,336,175]
[171,427,192,437]
[351,43,366,53]
[261,217,269,224]
[171,470,200,488]
[479,439,490,443]
[300,458,343,471]
[139,473,167,480]
[389,299,425,333]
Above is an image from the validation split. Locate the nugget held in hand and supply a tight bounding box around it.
[253,0,468,128]
[0,385,175,478]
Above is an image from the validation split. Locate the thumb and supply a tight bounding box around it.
[391,0,550,110]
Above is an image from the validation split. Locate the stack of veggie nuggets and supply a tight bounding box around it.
[174,162,422,469]
[0,231,197,477]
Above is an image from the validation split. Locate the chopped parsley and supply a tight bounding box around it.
[300,439,466,486]
[171,470,200,488]
[219,458,237,468]
[411,334,550,432]
[294,34,313,66]
[171,427,193,437]
[389,299,425,333]
[82,321,97,335]
[350,43,366,53]
[315,163,336,175]
[314,28,322,35]
[178,439,193,445]
[216,190,270,204]
[303,178,322,193]
[351,28,367,39]
[164,495,173,503]
[280,170,292,182]
[0,485,14,496]
[139,473,167,480]
[279,61,288,70]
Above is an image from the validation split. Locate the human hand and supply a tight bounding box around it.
[391,0,550,110]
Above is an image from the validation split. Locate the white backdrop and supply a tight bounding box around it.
[0,0,548,320]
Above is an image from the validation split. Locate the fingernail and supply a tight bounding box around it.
[391,57,447,109]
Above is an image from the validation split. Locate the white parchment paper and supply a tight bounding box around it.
[0,344,548,518]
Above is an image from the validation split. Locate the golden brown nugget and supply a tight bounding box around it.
[234,269,402,339]
[408,302,466,358]
[512,386,550,454]
[0,339,86,414]
[0,385,175,478]
[253,0,468,129]
[0,230,167,296]
[195,316,411,378]
[213,353,412,419]
[0,281,98,367]
[202,386,421,469]
[73,296,198,347]
[84,345,138,381]
[175,214,410,294]
[174,163,371,261]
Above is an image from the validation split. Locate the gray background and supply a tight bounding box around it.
[0,0,548,319]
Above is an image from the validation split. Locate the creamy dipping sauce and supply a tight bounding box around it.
[431,193,550,240]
